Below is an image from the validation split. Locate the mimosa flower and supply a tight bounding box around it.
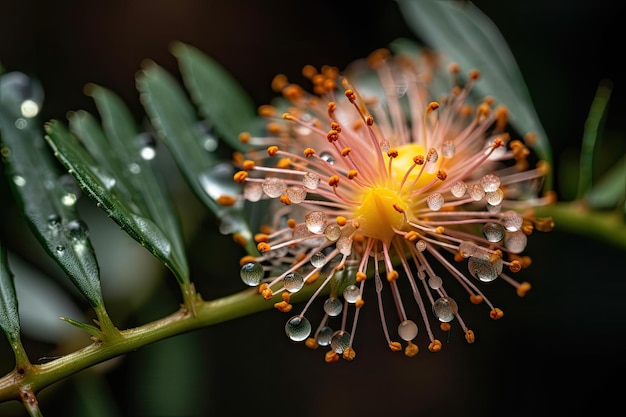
[227,48,554,362]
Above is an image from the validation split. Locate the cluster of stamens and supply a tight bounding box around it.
[225,48,554,362]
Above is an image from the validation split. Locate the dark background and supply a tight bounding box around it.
[1,1,624,416]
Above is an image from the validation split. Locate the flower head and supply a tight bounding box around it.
[228,48,554,361]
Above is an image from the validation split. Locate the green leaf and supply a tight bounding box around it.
[0,243,20,344]
[0,73,104,308]
[136,61,257,255]
[45,120,190,287]
[586,155,626,211]
[171,42,257,151]
[396,0,553,188]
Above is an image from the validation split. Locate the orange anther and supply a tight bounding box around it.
[267,146,279,156]
[233,171,248,183]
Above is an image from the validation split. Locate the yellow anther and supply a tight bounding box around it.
[279,195,291,205]
[341,147,351,156]
[336,216,347,226]
[239,255,257,266]
[428,339,442,352]
[454,252,465,262]
[327,101,337,115]
[242,160,255,170]
[328,175,340,187]
[448,62,460,74]
[494,105,509,131]
[387,149,399,158]
[465,330,475,344]
[301,64,317,79]
[303,147,315,157]
[404,231,419,242]
[238,132,251,143]
[477,103,491,118]
[267,146,279,156]
[257,242,271,253]
[330,121,341,132]
[342,347,356,361]
[258,104,277,117]
[282,112,294,120]
[437,170,447,181]
[405,341,419,357]
[216,195,237,206]
[305,271,319,284]
[325,351,340,363]
[233,233,247,247]
[469,69,481,80]
[305,338,318,350]
[366,48,390,68]
[389,341,402,352]
[509,260,522,273]
[261,287,273,300]
[287,218,297,228]
[260,224,272,234]
[470,294,483,304]
[427,101,440,112]
[440,322,451,332]
[493,137,505,148]
[266,122,281,134]
[490,308,504,320]
[355,298,364,308]
[347,169,358,179]
[345,89,356,102]
[356,271,367,282]
[254,233,270,243]
[386,270,399,282]
[281,292,291,303]
[233,171,248,183]
[271,74,288,92]
[327,129,339,142]
[273,301,292,313]
[516,282,532,297]
[435,226,445,234]
[534,216,555,232]
[365,115,374,126]
[413,155,425,165]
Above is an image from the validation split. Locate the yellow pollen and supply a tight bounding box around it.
[354,187,406,244]
[391,143,440,186]
[216,195,237,206]
[305,338,318,350]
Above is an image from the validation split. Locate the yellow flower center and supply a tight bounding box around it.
[354,187,406,245]
[390,143,439,186]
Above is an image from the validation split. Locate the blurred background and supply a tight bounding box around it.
[0,1,624,416]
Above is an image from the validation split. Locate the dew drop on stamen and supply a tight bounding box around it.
[323,297,343,316]
[398,320,418,341]
[426,193,445,211]
[302,172,320,190]
[415,240,427,252]
[262,177,286,198]
[310,252,326,268]
[487,203,502,214]
[468,256,503,282]
[316,326,333,346]
[504,230,527,254]
[450,180,467,198]
[240,262,264,286]
[482,222,505,243]
[336,236,352,256]
[379,139,390,152]
[330,330,351,353]
[458,241,480,258]
[324,224,341,241]
[305,211,326,233]
[501,210,523,231]
[285,315,311,341]
[287,185,307,204]
[283,272,305,292]
[433,297,458,322]
[428,275,443,290]
[320,151,335,165]
[343,284,360,303]
[485,188,504,205]
[469,183,486,201]
[425,150,439,174]
[441,140,456,158]
[243,182,264,202]
[480,174,501,192]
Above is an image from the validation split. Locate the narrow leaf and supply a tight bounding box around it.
[586,155,626,211]
[396,0,553,188]
[172,42,257,151]
[136,61,257,255]
[0,243,20,344]
[0,72,104,308]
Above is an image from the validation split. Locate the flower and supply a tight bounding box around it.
[227,48,554,362]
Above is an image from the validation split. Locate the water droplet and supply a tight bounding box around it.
[285,315,311,341]
[379,140,390,152]
[323,297,343,316]
[262,177,286,198]
[468,256,502,282]
[92,167,116,190]
[487,202,502,214]
[240,262,264,286]
[323,224,341,241]
[12,175,26,187]
[343,284,359,303]
[398,320,418,341]
[0,72,44,117]
[433,297,457,322]
[504,230,527,254]
[243,182,263,202]
[501,210,523,231]
[286,185,307,204]
[198,163,240,200]
[55,245,65,255]
[480,174,501,192]
[128,163,141,174]
[426,192,444,211]
[58,174,80,206]
[14,118,28,129]
[482,222,505,243]
[302,172,320,190]
[450,180,467,198]
[67,219,89,242]
[305,211,326,233]
[330,330,351,353]
[485,188,504,206]
[336,236,352,256]
[20,99,39,118]
[428,275,443,289]
[469,183,485,201]
[415,240,427,252]
[441,140,456,158]
[375,272,383,292]
[310,252,326,268]
[135,133,157,160]
[47,214,62,232]
[320,151,335,165]
[458,241,479,258]
[316,326,333,346]
[425,150,439,174]
[283,272,305,292]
